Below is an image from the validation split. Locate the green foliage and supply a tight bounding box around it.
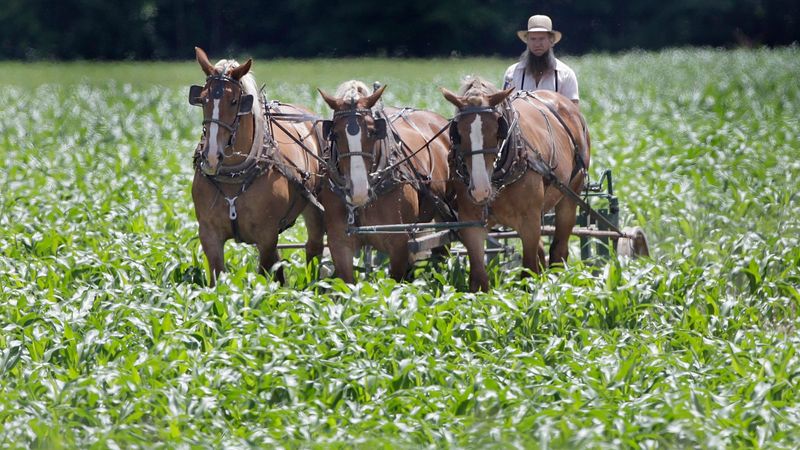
[1,48,800,448]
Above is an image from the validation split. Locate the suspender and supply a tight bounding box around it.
[520,69,559,92]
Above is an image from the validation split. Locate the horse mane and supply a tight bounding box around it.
[214,59,263,118]
[458,76,500,107]
[334,80,371,104]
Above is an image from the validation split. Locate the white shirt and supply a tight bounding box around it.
[503,58,579,102]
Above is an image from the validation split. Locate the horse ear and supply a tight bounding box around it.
[318,88,341,110]
[487,87,515,107]
[230,59,252,80]
[195,47,215,76]
[441,87,466,108]
[362,84,387,109]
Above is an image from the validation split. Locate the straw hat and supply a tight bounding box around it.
[517,15,562,44]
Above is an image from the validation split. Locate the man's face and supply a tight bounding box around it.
[526,32,553,56]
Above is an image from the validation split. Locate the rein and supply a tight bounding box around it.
[375,115,449,178]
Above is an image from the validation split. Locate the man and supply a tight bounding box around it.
[503,15,579,105]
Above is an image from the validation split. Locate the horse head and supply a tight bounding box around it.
[442,79,513,205]
[318,81,388,208]
[189,47,257,176]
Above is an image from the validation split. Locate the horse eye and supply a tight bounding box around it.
[231,98,238,105]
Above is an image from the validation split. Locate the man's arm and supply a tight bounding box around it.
[560,69,580,105]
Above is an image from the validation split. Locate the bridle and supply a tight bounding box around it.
[320,104,396,222]
[449,105,510,185]
[449,106,508,158]
[322,107,388,166]
[188,72,255,158]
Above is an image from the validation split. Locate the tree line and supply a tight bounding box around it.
[1,0,797,60]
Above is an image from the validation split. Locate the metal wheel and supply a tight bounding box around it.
[616,226,650,258]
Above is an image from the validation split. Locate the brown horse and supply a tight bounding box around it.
[442,77,591,291]
[317,81,451,282]
[189,47,324,286]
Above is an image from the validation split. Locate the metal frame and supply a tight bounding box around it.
[277,168,647,266]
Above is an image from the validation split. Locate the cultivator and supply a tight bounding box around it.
[278,168,650,268]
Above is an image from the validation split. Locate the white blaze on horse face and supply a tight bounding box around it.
[468,115,492,203]
[206,99,222,169]
[346,129,370,207]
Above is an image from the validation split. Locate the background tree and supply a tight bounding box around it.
[0,0,797,60]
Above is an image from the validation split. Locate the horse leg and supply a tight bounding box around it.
[387,238,411,282]
[302,205,325,262]
[330,242,357,284]
[550,197,579,266]
[517,212,544,275]
[459,226,489,292]
[199,227,225,287]
[257,234,283,283]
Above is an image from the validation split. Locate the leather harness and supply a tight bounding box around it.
[193,83,322,243]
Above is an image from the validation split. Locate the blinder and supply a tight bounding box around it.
[237,94,254,115]
[449,121,461,145]
[448,108,507,146]
[321,120,333,140]
[189,80,253,117]
[326,110,387,141]
[497,115,509,140]
[372,118,387,139]
[189,85,203,106]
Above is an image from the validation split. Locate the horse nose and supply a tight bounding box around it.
[350,186,369,207]
[468,183,492,205]
[201,146,221,175]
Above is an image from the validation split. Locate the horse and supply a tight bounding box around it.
[441,77,591,291]
[317,80,451,283]
[188,47,325,286]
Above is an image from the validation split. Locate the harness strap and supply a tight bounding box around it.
[392,112,456,222]
[223,196,243,242]
[492,108,521,183]
[206,174,256,243]
[525,151,621,236]
[269,112,322,122]
[268,115,329,169]
[198,98,326,241]
[466,147,500,156]
[203,118,237,132]
[398,111,434,176]
[338,151,375,160]
[528,92,586,177]
[379,119,449,176]
[520,69,559,92]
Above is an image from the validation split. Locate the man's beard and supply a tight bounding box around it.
[521,49,556,75]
